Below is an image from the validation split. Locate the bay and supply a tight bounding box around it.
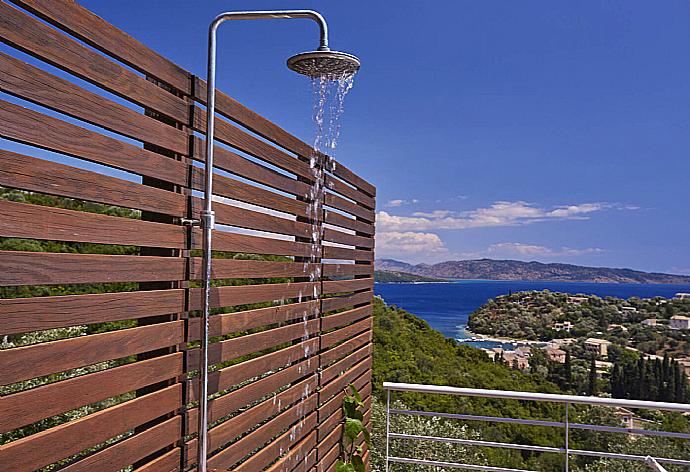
[374,280,690,348]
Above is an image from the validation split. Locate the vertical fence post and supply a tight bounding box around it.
[565,401,570,472]
[386,388,391,472]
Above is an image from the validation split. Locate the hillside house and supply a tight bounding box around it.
[585,338,612,358]
[670,315,690,330]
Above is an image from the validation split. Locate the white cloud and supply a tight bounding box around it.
[376,231,448,256]
[385,198,419,208]
[484,242,604,258]
[377,201,624,232]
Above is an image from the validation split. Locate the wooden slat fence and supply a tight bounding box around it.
[0,1,375,471]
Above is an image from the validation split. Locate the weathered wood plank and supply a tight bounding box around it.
[0,199,185,248]
[0,100,188,185]
[186,319,319,371]
[320,318,373,351]
[320,331,372,369]
[187,339,320,401]
[0,52,188,154]
[322,305,373,331]
[0,149,186,215]
[189,258,318,281]
[0,289,184,336]
[195,228,314,258]
[325,193,375,223]
[320,344,372,385]
[322,263,374,277]
[323,227,374,249]
[0,251,185,286]
[0,2,189,121]
[187,300,319,341]
[60,416,182,472]
[0,384,182,472]
[322,290,373,313]
[192,106,313,183]
[191,167,310,219]
[324,209,374,236]
[323,245,374,262]
[0,352,183,431]
[0,321,184,386]
[188,281,320,311]
[323,278,374,295]
[192,136,310,198]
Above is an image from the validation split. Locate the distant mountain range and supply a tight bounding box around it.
[375,258,690,285]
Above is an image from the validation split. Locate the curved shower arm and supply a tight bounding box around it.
[197,10,330,472]
[210,10,329,50]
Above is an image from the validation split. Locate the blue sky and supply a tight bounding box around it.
[12,1,690,273]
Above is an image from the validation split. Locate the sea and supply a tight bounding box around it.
[373,280,690,349]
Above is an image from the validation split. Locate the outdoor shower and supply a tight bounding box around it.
[199,10,360,472]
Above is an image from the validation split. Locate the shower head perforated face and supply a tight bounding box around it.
[287,50,360,79]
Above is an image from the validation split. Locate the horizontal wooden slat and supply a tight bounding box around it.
[318,393,371,449]
[60,416,182,472]
[330,161,376,198]
[135,448,182,472]
[191,161,309,219]
[188,281,320,311]
[0,289,184,336]
[187,300,319,341]
[0,52,188,154]
[0,100,188,185]
[0,149,186,215]
[187,361,318,434]
[321,318,373,351]
[189,258,318,281]
[0,321,183,386]
[9,0,192,92]
[192,197,311,239]
[187,318,319,371]
[0,383,182,472]
[322,263,374,277]
[195,228,314,258]
[192,136,310,198]
[188,339,320,401]
[206,404,318,470]
[187,381,317,459]
[323,227,374,249]
[196,77,375,197]
[320,344,372,385]
[325,193,375,223]
[195,77,314,160]
[323,278,374,295]
[262,430,317,472]
[0,199,185,248]
[192,106,314,183]
[324,209,374,236]
[0,352,182,432]
[322,290,373,313]
[319,331,372,368]
[323,245,374,262]
[325,174,375,210]
[317,369,371,432]
[0,251,185,286]
[0,2,189,121]
[318,357,372,405]
[322,305,373,331]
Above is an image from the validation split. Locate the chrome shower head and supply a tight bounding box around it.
[287,49,360,79]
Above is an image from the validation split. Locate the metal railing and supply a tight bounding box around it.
[383,382,690,472]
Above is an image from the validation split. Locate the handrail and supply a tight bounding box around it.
[383,382,686,472]
[383,382,690,412]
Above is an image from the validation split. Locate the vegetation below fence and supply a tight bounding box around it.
[370,296,690,471]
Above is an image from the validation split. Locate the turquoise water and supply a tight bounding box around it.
[373,280,690,347]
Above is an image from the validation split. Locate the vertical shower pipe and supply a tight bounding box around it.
[200,11,330,472]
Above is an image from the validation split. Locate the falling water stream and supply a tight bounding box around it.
[290,73,356,458]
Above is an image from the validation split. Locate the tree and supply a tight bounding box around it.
[588,357,598,396]
[564,350,573,390]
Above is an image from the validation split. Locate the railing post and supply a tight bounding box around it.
[564,401,570,472]
[386,388,391,472]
